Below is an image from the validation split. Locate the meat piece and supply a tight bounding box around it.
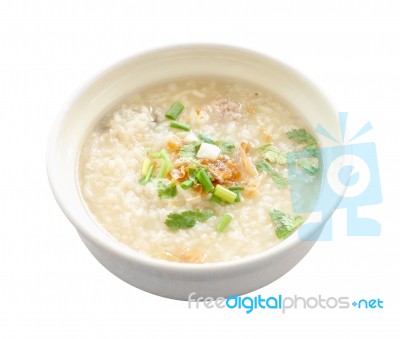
[204,98,242,121]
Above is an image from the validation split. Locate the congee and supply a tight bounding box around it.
[78,77,320,263]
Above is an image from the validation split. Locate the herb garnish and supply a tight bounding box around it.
[286,129,319,174]
[269,209,304,239]
[178,142,200,160]
[215,140,235,154]
[297,158,319,175]
[256,160,289,188]
[197,134,235,154]
[157,180,177,199]
[165,209,215,229]
[286,128,317,149]
[257,144,287,165]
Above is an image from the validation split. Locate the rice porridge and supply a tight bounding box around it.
[78,77,320,263]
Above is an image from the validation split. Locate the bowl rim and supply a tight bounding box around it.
[47,43,343,274]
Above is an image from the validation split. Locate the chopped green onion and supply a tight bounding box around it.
[180,179,195,190]
[155,149,172,178]
[196,168,214,193]
[209,193,239,204]
[170,121,191,131]
[228,186,245,191]
[197,134,215,144]
[209,194,222,204]
[160,149,172,167]
[157,160,169,178]
[161,149,173,171]
[214,184,237,203]
[217,213,233,232]
[227,187,242,202]
[139,164,154,185]
[165,102,184,120]
[141,157,151,177]
[150,152,162,158]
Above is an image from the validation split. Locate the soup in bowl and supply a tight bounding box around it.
[47,45,342,299]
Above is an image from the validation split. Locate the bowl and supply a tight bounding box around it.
[47,44,343,300]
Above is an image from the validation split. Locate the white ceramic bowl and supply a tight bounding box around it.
[47,44,343,300]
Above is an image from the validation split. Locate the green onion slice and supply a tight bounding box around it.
[170,121,191,131]
[139,164,154,185]
[165,102,184,120]
[214,184,237,203]
[196,168,214,193]
[217,213,233,232]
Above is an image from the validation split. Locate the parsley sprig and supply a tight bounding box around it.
[157,180,177,199]
[165,209,215,229]
[286,129,319,175]
[178,142,200,160]
[286,128,317,149]
[257,144,287,165]
[297,158,319,175]
[198,134,235,154]
[256,160,289,188]
[269,209,304,239]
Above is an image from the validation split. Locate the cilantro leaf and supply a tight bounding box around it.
[197,134,215,144]
[165,209,215,229]
[178,142,200,160]
[256,143,271,153]
[265,146,287,165]
[304,147,319,157]
[269,209,304,239]
[215,140,235,154]
[256,160,289,188]
[286,128,317,149]
[197,134,235,154]
[286,129,320,174]
[157,180,177,199]
[297,159,319,175]
[257,144,287,165]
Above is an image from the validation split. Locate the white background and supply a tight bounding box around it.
[1,0,399,337]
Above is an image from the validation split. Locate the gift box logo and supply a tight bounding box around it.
[288,112,382,241]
